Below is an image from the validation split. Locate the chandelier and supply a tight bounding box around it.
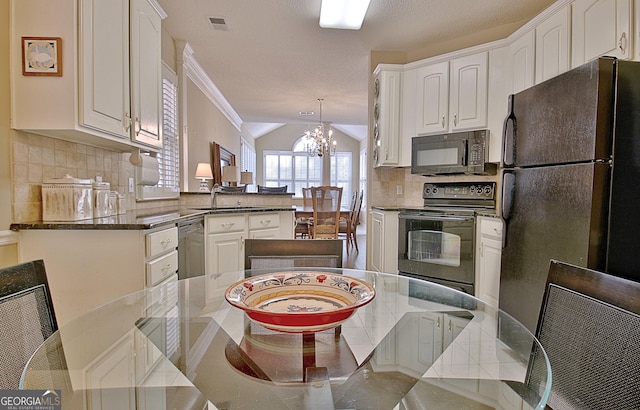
[303,99,337,157]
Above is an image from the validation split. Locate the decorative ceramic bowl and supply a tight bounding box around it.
[225,271,375,333]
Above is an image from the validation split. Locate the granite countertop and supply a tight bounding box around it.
[11,206,296,231]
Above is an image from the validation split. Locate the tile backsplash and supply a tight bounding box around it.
[10,131,178,223]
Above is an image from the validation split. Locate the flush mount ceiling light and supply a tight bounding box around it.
[319,0,371,30]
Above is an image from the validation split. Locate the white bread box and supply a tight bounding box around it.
[42,175,93,221]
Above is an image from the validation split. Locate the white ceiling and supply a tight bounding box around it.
[157,0,556,140]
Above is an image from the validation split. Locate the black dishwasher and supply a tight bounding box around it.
[177,215,205,279]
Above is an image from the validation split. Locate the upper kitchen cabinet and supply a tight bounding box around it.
[535,5,571,84]
[508,30,536,94]
[373,65,407,167]
[415,61,449,135]
[448,52,489,132]
[414,52,488,136]
[10,0,166,152]
[571,0,633,67]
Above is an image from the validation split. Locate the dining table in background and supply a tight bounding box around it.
[21,268,551,410]
[294,205,352,242]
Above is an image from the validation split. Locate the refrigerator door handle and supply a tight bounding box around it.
[501,171,515,248]
[503,94,516,167]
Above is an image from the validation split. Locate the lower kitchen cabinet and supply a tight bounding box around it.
[475,216,503,308]
[83,333,137,410]
[368,209,398,273]
[205,211,295,276]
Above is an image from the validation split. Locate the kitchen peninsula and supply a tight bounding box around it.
[10,192,296,327]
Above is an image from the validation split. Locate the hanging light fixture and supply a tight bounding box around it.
[303,99,337,157]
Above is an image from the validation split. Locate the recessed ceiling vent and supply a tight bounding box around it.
[208,16,229,31]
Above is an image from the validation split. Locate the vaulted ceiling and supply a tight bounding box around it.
[157,0,556,140]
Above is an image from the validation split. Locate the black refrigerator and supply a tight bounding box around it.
[499,57,640,334]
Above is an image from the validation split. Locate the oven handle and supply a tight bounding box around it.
[399,214,474,222]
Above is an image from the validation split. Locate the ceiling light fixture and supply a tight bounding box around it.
[319,0,371,30]
[303,99,337,157]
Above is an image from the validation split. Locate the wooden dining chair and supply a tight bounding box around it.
[339,190,364,253]
[295,187,314,238]
[526,260,640,409]
[0,260,59,389]
[310,186,342,239]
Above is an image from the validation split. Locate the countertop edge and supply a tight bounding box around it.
[11,207,296,231]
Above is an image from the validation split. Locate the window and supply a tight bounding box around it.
[263,137,352,197]
[136,63,180,200]
[330,152,352,201]
[241,137,256,191]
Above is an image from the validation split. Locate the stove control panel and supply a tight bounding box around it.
[423,182,495,201]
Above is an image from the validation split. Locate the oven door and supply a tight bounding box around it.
[398,212,475,286]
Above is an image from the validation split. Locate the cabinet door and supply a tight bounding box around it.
[415,62,450,135]
[130,0,163,148]
[79,0,130,139]
[476,217,503,308]
[572,0,632,66]
[509,30,536,94]
[207,231,244,274]
[449,52,488,131]
[535,6,570,84]
[369,212,385,272]
[373,70,402,167]
[478,236,502,309]
[84,333,136,410]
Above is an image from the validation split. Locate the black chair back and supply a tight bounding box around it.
[527,260,640,409]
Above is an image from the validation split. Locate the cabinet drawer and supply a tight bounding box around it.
[207,215,246,234]
[480,218,503,237]
[248,213,280,230]
[146,227,178,259]
[146,250,178,286]
[145,273,178,315]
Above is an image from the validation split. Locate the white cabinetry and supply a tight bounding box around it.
[475,216,503,308]
[415,61,450,135]
[206,214,246,275]
[144,226,178,287]
[10,0,165,151]
[372,66,406,167]
[413,52,488,136]
[535,6,571,84]
[509,30,536,94]
[368,209,398,273]
[84,333,136,410]
[449,52,489,131]
[572,0,633,66]
[205,211,295,275]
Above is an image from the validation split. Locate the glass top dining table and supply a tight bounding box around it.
[21,268,551,409]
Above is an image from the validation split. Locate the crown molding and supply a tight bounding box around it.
[182,48,243,131]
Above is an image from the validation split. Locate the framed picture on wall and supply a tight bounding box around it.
[22,37,63,76]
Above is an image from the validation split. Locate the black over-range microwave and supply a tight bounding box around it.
[411,130,496,176]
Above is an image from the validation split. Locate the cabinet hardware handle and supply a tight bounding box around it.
[221,222,235,229]
[135,117,141,136]
[125,113,132,131]
[261,219,272,225]
[161,264,172,272]
[441,115,445,128]
[619,32,627,54]
[448,319,452,332]
[437,317,441,328]
[453,114,457,127]
[160,238,172,247]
